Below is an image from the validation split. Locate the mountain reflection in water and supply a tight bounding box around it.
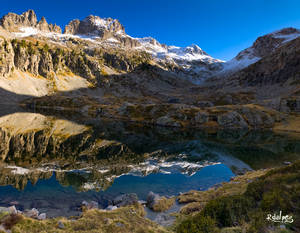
[0,111,300,217]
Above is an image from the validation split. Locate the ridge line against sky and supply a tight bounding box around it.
[1,0,300,61]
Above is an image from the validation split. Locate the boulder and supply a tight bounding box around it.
[0,206,17,215]
[146,192,175,212]
[156,116,181,127]
[168,98,180,104]
[106,205,118,210]
[217,111,248,129]
[146,191,161,209]
[58,221,65,229]
[82,200,99,210]
[238,107,275,128]
[194,111,209,124]
[8,206,17,214]
[37,213,46,220]
[197,101,214,108]
[154,213,176,226]
[112,193,138,207]
[24,208,39,219]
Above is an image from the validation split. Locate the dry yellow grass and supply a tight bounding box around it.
[152,197,176,212]
[274,114,300,133]
[11,204,170,233]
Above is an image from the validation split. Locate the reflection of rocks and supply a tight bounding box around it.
[0,167,53,190]
[0,112,299,192]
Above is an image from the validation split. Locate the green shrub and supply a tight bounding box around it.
[177,215,219,233]
[201,195,253,227]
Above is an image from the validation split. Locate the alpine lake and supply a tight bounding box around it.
[0,107,300,219]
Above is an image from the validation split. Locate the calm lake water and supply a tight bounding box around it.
[0,110,300,217]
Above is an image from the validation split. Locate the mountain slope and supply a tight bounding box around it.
[0,10,299,130]
[2,10,300,84]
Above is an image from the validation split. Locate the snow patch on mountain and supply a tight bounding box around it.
[271,29,300,43]
[14,27,39,37]
[221,48,260,73]
[136,37,222,63]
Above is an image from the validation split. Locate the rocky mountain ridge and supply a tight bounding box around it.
[2,10,300,84]
[0,9,61,33]
[219,27,300,75]
[0,10,299,131]
[0,10,225,83]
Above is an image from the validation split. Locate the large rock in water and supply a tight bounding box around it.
[146,191,161,209]
[112,193,138,207]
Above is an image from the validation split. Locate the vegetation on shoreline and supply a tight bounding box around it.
[176,160,300,233]
[9,204,169,233]
[0,161,299,232]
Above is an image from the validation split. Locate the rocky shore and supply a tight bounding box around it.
[0,190,179,233]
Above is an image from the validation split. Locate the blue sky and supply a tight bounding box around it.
[1,0,300,60]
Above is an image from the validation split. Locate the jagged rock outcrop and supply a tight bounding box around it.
[0,37,151,80]
[64,15,124,37]
[64,15,140,48]
[0,10,61,33]
[36,16,61,33]
[218,27,300,76]
[236,28,300,61]
[0,37,14,77]
[0,10,37,31]
[227,36,300,89]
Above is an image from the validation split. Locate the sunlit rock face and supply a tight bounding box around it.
[0,9,61,33]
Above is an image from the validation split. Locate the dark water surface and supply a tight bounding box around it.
[0,111,300,217]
